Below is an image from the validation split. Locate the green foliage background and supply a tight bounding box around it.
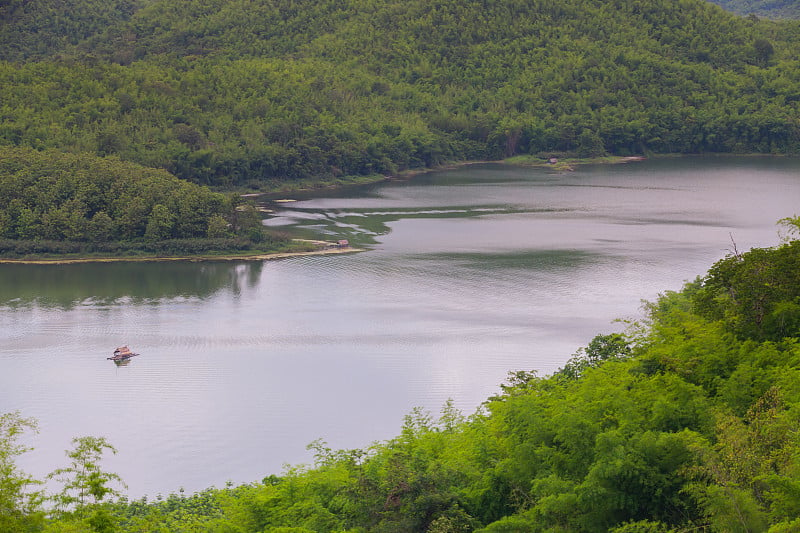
[0,147,291,257]
[1,0,800,190]
[709,0,800,20]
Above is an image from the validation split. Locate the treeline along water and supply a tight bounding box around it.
[1,157,798,497]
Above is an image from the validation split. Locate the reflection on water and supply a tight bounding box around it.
[1,157,799,499]
[415,250,606,273]
[263,158,800,254]
[0,261,264,309]
[264,204,576,247]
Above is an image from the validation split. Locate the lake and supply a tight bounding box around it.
[1,156,798,498]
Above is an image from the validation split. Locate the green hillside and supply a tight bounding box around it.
[0,0,140,62]
[1,0,800,191]
[0,147,291,258]
[708,0,800,19]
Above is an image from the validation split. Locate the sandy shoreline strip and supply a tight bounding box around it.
[0,243,363,265]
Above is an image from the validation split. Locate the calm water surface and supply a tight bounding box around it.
[1,157,798,497]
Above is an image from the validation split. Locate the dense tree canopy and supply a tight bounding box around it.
[0,147,289,257]
[1,0,800,191]
[709,0,800,20]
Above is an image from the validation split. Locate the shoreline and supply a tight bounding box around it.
[4,153,779,265]
[0,240,363,265]
[248,155,649,199]
[0,156,646,265]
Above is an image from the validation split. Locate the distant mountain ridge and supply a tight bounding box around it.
[708,0,800,19]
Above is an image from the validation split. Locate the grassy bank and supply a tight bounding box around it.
[504,154,648,170]
[0,239,361,264]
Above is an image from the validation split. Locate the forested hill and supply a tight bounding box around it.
[1,0,800,188]
[708,0,800,20]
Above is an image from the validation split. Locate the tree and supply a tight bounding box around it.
[692,240,800,341]
[576,129,607,158]
[753,38,774,67]
[556,333,631,380]
[87,211,114,242]
[48,436,126,515]
[779,215,800,242]
[206,213,232,238]
[144,203,175,241]
[232,204,266,241]
[585,333,632,363]
[0,412,44,533]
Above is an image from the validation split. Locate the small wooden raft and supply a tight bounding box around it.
[108,345,139,361]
